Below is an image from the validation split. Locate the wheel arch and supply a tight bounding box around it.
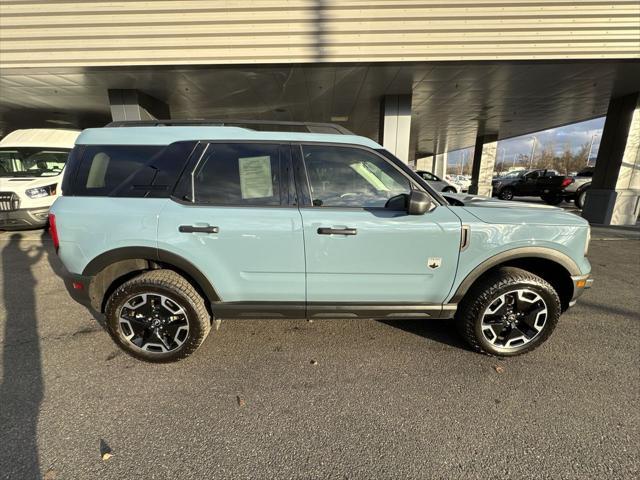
[575,181,591,196]
[450,247,579,311]
[83,247,220,312]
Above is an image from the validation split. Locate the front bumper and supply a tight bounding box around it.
[0,207,50,230]
[569,274,594,307]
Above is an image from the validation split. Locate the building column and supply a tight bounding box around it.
[582,92,640,225]
[108,89,170,122]
[431,152,447,179]
[468,134,498,196]
[380,95,412,163]
[415,154,431,171]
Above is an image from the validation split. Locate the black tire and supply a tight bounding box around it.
[455,267,561,356]
[105,269,211,363]
[575,188,588,209]
[541,193,563,205]
[442,186,457,193]
[498,187,514,200]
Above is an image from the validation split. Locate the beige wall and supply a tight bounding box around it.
[1,0,639,68]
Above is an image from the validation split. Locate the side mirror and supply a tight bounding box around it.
[407,190,431,215]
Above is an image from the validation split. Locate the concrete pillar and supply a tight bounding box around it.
[432,152,447,179]
[415,155,431,171]
[380,95,411,163]
[469,134,498,196]
[108,89,170,121]
[582,92,640,225]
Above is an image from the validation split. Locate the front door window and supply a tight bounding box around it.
[302,145,411,208]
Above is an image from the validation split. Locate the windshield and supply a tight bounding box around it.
[0,148,69,177]
[500,170,525,179]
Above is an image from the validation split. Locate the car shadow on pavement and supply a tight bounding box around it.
[378,319,471,351]
[577,299,640,320]
[0,233,44,478]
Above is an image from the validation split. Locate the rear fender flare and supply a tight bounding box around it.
[83,247,220,308]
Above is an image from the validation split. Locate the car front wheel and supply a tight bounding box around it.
[442,186,457,193]
[105,269,211,363]
[455,267,561,356]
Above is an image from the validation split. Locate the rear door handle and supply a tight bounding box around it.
[317,227,357,236]
[179,225,219,234]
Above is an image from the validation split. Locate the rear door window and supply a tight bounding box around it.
[186,143,285,206]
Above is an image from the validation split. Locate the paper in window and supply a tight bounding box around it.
[239,155,273,199]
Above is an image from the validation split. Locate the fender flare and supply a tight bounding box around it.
[449,247,581,303]
[83,246,220,303]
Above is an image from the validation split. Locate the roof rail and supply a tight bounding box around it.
[105,119,353,135]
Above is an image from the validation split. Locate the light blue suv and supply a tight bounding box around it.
[50,121,593,362]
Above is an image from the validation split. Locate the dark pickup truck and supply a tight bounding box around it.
[492,169,573,204]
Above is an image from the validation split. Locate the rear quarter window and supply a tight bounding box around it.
[65,142,196,197]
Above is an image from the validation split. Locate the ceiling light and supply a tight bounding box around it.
[331,116,348,122]
[45,119,73,126]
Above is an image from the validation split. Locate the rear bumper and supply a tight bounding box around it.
[59,266,95,309]
[569,274,594,307]
[0,207,50,230]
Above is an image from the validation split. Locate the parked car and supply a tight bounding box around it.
[0,128,80,230]
[562,167,593,209]
[491,169,573,204]
[450,175,471,192]
[415,170,458,193]
[51,121,592,363]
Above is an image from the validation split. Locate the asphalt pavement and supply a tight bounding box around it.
[0,229,638,479]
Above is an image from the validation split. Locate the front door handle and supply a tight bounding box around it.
[179,225,219,234]
[317,227,357,236]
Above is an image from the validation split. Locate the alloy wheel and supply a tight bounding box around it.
[480,289,548,350]
[118,293,189,353]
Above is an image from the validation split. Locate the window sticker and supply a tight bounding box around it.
[239,155,273,199]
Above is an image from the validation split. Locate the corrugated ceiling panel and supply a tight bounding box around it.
[1,0,639,67]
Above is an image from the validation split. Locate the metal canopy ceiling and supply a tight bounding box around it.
[1,61,639,154]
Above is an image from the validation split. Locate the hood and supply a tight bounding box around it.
[445,193,588,227]
[0,174,62,192]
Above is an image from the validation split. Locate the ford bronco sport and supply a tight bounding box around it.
[50,120,593,363]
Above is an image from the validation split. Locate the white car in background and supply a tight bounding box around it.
[0,128,80,230]
[415,170,459,193]
[449,174,471,192]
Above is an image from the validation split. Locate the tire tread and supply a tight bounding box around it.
[455,267,561,356]
[105,269,211,363]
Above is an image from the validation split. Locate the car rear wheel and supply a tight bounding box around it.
[105,269,211,363]
[455,267,561,356]
[541,193,563,205]
[498,187,514,200]
[442,186,457,193]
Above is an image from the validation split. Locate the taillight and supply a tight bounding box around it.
[48,212,60,252]
[561,177,573,188]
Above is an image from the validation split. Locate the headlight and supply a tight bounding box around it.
[584,226,591,256]
[26,184,57,199]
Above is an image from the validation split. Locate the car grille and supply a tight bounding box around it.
[0,192,20,211]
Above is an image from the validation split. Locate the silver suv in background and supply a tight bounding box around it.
[562,167,593,209]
